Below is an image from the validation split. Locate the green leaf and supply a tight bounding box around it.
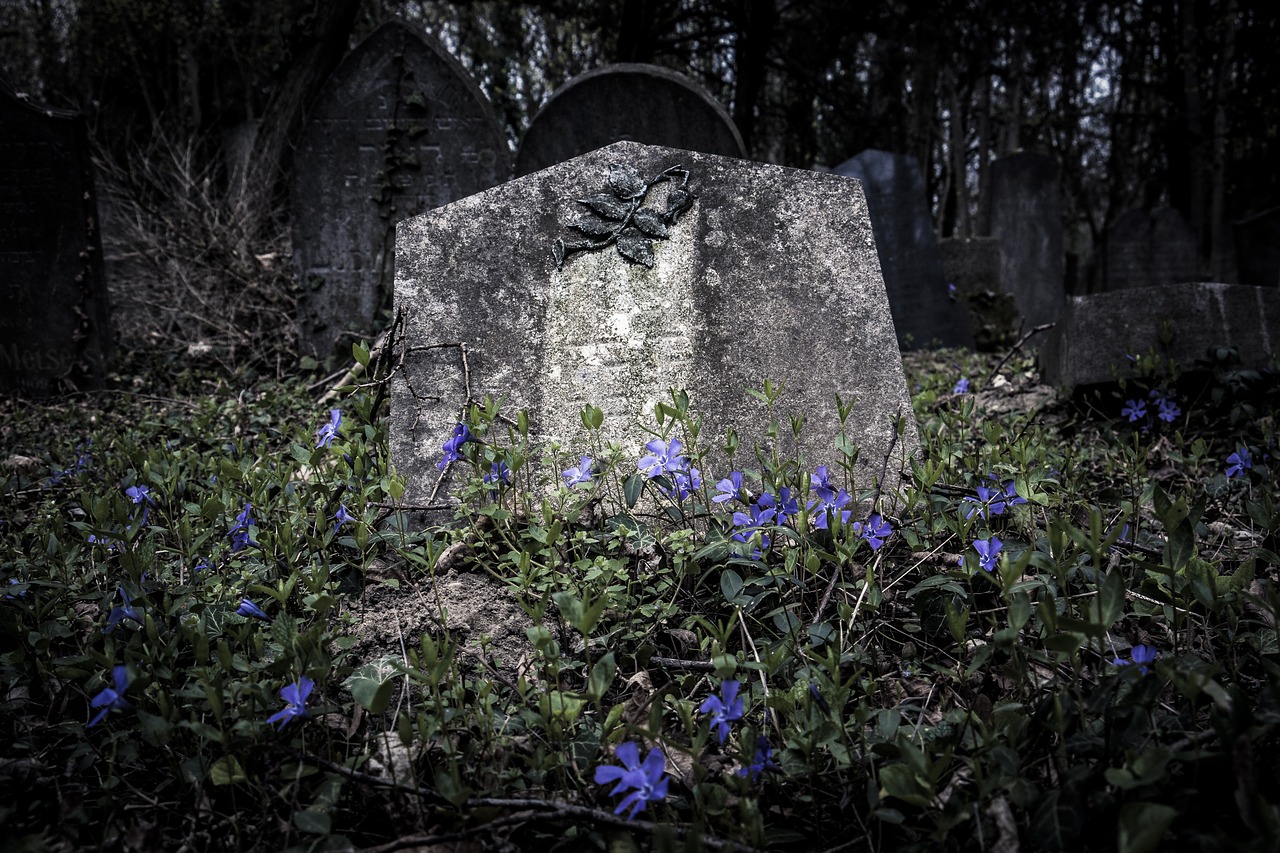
[720,568,744,603]
[877,764,933,808]
[353,341,370,366]
[293,808,331,835]
[587,652,616,703]
[623,473,644,508]
[345,657,399,714]
[1098,568,1126,627]
[1117,802,1177,853]
[210,756,247,786]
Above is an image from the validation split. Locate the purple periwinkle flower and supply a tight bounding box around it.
[973,536,1003,572]
[1121,399,1147,422]
[852,514,892,550]
[661,467,702,502]
[437,423,473,470]
[808,487,852,530]
[484,461,511,489]
[87,665,131,727]
[1112,643,1158,675]
[1153,394,1181,423]
[236,598,270,622]
[759,488,799,526]
[731,501,776,558]
[812,465,835,493]
[713,471,745,504]
[315,409,342,448]
[228,502,258,553]
[104,587,142,633]
[266,676,314,730]
[948,282,958,302]
[332,503,354,533]
[963,479,1026,520]
[562,456,595,487]
[638,436,686,479]
[1226,447,1253,478]
[953,377,970,394]
[698,680,744,744]
[736,735,780,781]
[593,741,669,820]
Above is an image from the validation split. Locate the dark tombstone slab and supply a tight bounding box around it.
[834,150,972,348]
[392,141,919,519]
[1103,207,1198,290]
[514,64,745,177]
[291,20,511,360]
[0,78,110,396]
[939,236,1019,350]
[987,152,1064,336]
[1039,283,1280,387]
[1234,206,1280,288]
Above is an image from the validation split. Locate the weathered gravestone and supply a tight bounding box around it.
[0,77,110,396]
[834,150,972,348]
[939,236,1019,350]
[514,64,746,177]
[291,20,510,360]
[391,141,919,515]
[1039,283,1280,387]
[987,152,1064,336]
[1103,207,1198,290]
[1234,206,1280,288]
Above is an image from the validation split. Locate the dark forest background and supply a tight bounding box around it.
[2,0,1275,297]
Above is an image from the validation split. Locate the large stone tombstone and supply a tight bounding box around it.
[834,150,972,348]
[1039,283,1279,387]
[1103,207,1198,290]
[1234,206,1280,288]
[291,21,511,360]
[514,64,745,177]
[392,141,918,516]
[0,78,110,396]
[987,152,1064,334]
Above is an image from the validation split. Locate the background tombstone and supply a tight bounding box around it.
[1103,207,1198,290]
[834,150,972,348]
[939,236,1019,350]
[392,141,918,516]
[0,77,110,396]
[514,64,746,177]
[1039,282,1279,387]
[291,20,511,360]
[1234,206,1280,288]
[987,151,1065,336]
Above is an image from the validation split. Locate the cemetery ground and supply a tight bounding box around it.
[1,342,1278,853]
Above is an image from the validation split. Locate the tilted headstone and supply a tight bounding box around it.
[987,152,1064,335]
[939,236,1019,350]
[291,20,510,360]
[514,64,745,177]
[0,78,110,396]
[834,150,972,348]
[391,141,919,515]
[1103,207,1198,290]
[1039,283,1279,387]
[1234,206,1280,288]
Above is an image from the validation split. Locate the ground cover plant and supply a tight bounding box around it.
[1,343,1278,852]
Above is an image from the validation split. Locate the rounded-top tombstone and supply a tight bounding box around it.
[291,20,511,360]
[0,76,110,396]
[514,63,746,177]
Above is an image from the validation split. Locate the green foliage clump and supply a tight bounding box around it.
[1,347,1278,851]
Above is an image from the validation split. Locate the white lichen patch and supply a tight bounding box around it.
[539,222,696,456]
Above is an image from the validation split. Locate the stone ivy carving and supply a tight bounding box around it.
[553,163,696,269]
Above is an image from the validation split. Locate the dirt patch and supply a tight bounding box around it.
[341,561,535,676]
